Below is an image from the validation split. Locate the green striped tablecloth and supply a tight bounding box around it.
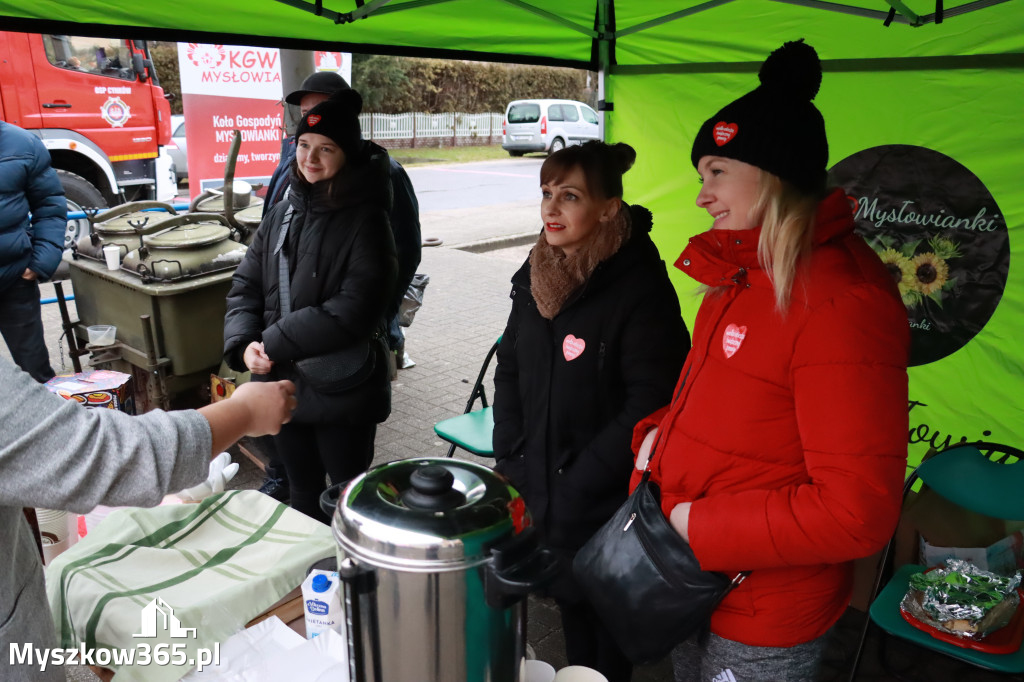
[46,490,335,682]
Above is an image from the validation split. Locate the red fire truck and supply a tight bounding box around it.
[0,32,176,248]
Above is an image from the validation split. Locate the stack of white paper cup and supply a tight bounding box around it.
[553,666,609,682]
[34,508,79,565]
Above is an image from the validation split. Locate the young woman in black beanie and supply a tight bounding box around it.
[223,89,397,522]
[630,41,910,681]
[493,141,690,681]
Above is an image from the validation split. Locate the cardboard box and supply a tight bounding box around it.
[45,369,135,414]
[920,530,1024,577]
[210,373,237,403]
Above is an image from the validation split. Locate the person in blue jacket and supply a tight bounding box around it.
[0,121,67,383]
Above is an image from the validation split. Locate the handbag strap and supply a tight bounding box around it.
[644,366,690,474]
[275,205,295,316]
[640,366,751,586]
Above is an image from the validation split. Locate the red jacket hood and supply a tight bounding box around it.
[675,189,856,286]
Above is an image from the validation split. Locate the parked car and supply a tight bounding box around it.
[501,99,601,156]
[168,114,188,184]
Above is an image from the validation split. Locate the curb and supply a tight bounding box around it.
[450,232,537,254]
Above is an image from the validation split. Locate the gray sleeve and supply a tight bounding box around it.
[0,358,211,514]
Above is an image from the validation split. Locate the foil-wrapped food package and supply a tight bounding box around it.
[901,558,1022,639]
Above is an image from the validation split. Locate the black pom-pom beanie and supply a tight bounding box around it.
[690,40,828,194]
[295,88,364,159]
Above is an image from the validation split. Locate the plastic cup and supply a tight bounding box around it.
[102,244,120,270]
[553,666,609,682]
[87,325,116,346]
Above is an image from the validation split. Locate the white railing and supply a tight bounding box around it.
[359,112,504,144]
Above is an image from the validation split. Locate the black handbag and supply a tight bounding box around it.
[276,205,376,394]
[573,460,749,664]
[292,339,378,393]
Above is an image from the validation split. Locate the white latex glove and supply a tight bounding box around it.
[177,452,239,502]
[635,427,658,471]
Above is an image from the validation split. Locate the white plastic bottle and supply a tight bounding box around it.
[301,569,343,639]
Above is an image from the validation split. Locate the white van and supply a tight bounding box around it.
[502,99,601,156]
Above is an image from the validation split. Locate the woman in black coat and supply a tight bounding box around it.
[492,141,690,681]
[223,89,397,522]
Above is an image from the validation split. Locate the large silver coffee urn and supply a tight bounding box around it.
[331,458,559,682]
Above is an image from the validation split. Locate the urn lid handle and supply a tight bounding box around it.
[401,465,466,511]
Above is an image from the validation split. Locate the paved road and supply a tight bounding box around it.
[407,157,543,211]
[407,157,544,249]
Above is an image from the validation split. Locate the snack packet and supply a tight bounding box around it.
[901,558,1021,639]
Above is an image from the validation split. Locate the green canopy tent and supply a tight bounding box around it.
[3,0,1021,467]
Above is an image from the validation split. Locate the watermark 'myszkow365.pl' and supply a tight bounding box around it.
[9,597,220,673]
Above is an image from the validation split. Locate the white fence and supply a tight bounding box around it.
[359,112,503,147]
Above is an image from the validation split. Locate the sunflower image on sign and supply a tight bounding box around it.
[829,144,1009,367]
[872,235,961,309]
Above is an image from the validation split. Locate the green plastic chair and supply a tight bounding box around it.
[434,337,501,458]
[848,441,1024,680]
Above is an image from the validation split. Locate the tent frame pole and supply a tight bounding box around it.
[615,0,737,38]
[274,0,456,24]
[770,0,1012,26]
[597,0,613,140]
[497,0,598,37]
[608,0,1011,36]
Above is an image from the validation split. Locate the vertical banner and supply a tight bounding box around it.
[177,43,283,197]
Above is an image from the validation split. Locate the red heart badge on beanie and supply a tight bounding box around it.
[563,334,586,361]
[722,323,747,358]
[307,114,322,126]
[713,122,738,146]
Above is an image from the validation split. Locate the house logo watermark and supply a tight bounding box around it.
[9,597,219,673]
[134,597,196,638]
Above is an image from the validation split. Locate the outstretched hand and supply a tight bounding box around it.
[230,380,297,436]
[198,379,297,455]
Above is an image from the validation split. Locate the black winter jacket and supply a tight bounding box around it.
[492,206,690,554]
[223,149,398,423]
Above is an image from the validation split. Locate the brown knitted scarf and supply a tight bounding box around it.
[529,206,631,320]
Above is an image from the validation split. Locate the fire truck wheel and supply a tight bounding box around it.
[58,170,108,251]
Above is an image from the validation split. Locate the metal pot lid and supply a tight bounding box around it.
[193,191,264,213]
[94,202,180,235]
[232,203,264,227]
[143,222,232,249]
[333,458,530,571]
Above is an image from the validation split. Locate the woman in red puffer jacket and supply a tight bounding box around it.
[632,41,910,682]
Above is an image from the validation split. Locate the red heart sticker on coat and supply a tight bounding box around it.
[563,334,586,361]
[722,323,747,358]
[307,114,322,126]
[713,122,738,146]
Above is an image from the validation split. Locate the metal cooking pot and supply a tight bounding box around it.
[119,215,247,282]
[75,201,180,261]
[331,458,559,682]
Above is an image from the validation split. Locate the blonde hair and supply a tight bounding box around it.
[752,171,819,312]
